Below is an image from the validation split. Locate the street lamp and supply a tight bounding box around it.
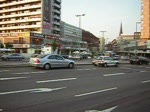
[76,14,85,53]
[135,22,141,55]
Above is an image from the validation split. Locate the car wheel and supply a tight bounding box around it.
[68,63,74,69]
[115,63,119,67]
[6,58,9,61]
[138,61,142,65]
[146,62,149,65]
[130,62,133,64]
[93,63,97,66]
[44,63,51,70]
[103,63,107,67]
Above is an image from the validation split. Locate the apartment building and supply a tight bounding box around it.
[141,0,150,40]
[0,0,61,54]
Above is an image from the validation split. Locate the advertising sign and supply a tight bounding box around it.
[43,0,51,34]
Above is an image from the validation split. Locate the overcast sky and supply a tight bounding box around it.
[61,0,141,42]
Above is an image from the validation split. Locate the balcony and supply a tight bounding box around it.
[53,15,60,20]
[0,11,41,19]
[53,27,60,31]
[53,21,60,26]
[0,18,41,25]
[0,0,41,8]
[53,10,60,14]
[53,4,61,9]
[0,5,41,13]
[0,25,41,30]
[54,0,61,3]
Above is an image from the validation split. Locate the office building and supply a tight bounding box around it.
[60,21,87,55]
[0,0,61,54]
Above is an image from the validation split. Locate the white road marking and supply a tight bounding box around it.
[142,80,150,83]
[36,78,77,83]
[14,72,30,74]
[146,67,150,68]
[0,76,29,81]
[103,73,125,77]
[85,106,117,112]
[31,71,47,74]
[0,87,66,95]
[14,71,47,75]
[0,109,3,111]
[0,70,10,73]
[140,71,146,72]
[75,87,117,97]
[30,87,66,93]
[77,69,91,71]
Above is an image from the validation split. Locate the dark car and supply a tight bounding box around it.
[129,56,149,65]
[1,53,25,61]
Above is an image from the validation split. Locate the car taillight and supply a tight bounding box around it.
[35,59,40,63]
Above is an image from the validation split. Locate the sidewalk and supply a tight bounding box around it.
[0,58,129,68]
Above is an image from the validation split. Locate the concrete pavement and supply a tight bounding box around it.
[0,58,129,68]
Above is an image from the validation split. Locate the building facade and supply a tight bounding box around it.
[82,30,99,55]
[141,0,150,40]
[60,21,87,55]
[0,0,61,55]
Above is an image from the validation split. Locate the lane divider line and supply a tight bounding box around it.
[103,73,125,77]
[0,76,29,81]
[75,87,117,97]
[36,78,77,83]
[142,80,150,83]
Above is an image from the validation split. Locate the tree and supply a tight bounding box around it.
[0,43,4,48]
[52,40,58,51]
[5,43,13,48]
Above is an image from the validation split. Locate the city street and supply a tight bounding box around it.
[0,64,150,112]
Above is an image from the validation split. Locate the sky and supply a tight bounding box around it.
[61,0,141,42]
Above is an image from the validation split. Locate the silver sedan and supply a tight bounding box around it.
[29,54,75,70]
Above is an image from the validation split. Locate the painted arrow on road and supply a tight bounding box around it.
[85,106,117,112]
[0,87,66,95]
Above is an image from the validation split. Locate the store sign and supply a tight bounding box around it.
[0,32,30,37]
[30,33,45,38]
[13,44,29,48]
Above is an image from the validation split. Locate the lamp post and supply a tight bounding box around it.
[135,22,141,55]
[76,14,85,53]
[100,31,106,52]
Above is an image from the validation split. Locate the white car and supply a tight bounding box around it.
[29,54,75,70]
[95,56,119,67]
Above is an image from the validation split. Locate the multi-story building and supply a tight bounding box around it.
[141,0,150,40]
[60,21,87,55]
[82,30,99,54]
[0,0,61,55]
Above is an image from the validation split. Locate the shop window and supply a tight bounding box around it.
[22,49,27,53]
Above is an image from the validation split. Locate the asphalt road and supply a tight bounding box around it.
[0,64,150,112]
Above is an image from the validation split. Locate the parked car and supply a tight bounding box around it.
[94,56,119,67]
[113,55,120,60]
[120,56,129,60]
[129,56,149,65]
[29,54,75,70]
[1,53,25,61]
